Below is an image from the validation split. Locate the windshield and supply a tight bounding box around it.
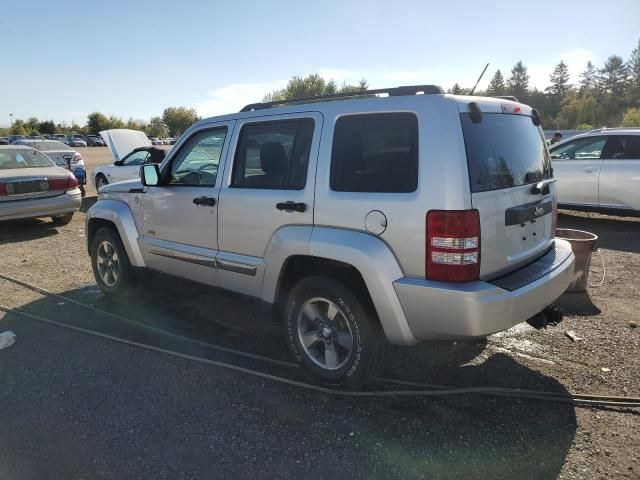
[461,113,551,193]
[0,149,55,169]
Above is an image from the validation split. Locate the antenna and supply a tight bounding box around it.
[469,63,490,95]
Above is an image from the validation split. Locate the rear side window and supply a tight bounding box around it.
[331,113,418,193]
[461,113,551,193]
[602,135,640,159]
[232,118,315,190]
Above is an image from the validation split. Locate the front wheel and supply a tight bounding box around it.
[285,275,386,388]
[90,227,136,297]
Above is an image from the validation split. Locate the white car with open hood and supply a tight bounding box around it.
[92,129,166,190]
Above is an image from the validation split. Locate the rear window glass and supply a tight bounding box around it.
[0,149,54,169]
[461,113,551,193]
[331,113,418,193]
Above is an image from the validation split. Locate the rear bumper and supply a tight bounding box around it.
[0,189,82,221]
[393,240,575,341]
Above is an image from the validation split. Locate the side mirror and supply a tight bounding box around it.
[113,160,123,166]
[141,164,160,186]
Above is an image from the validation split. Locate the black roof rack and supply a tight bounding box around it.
[240,84,444,112]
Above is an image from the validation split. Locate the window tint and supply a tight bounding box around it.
[169,128,227,186]
[550,137,606,160]
[461,113,551,193]
[122,150,150,166]
[330,113,418,193]
[601,136,640,159]
[232,119,314,189]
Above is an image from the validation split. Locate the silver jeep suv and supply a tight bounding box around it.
[86,85,575,387]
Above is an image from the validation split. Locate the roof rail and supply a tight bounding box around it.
[493,95,519,102]
[239,84,444,112]
[587,126,640,133]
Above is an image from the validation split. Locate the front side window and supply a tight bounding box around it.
[550,137,606,160]
[169,128,227,186]
[122,150,150,166]
[232,118,315,190]
[330,113,418,193]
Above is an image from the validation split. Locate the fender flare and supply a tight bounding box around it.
[86,199,145,267]
[262,226,416,346]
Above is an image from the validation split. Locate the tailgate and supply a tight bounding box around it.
[459,103,555,279]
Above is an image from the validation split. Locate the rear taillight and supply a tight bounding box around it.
[48,176,77,191]
[68,175,79,189]
[426,210,480,282]
[551,196,558,235]
[0,184,6,196]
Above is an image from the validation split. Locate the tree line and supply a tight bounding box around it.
[453,38,640,129]
[1,106,200,139]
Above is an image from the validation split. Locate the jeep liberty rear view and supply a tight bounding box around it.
[86,85,575,387]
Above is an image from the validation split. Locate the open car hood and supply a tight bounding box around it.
[99,129,151,162]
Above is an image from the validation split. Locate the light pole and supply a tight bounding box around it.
[9,113,13,128]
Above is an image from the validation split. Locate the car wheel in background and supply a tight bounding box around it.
[90,227,136,297]
[284,275,386,388]
[51,213,74,226]
[95,174,109,191]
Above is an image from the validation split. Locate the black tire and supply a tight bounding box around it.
[90,227,136,297]
[95,174,108,191]
[284,275,385,388]
[51,213,74,226]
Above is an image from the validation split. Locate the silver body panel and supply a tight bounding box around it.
[87,94,573,345]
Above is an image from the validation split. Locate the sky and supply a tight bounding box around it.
[1,0,639,127]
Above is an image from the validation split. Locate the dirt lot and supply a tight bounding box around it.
[0,147,638,479]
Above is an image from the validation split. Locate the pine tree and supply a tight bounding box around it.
[486,70,506,96]
[449,83,467,95]
[579,61,597,92]
[546,60,571,99]
[507,61,529,100]
[628,39,640,91]
[598,55,629,96]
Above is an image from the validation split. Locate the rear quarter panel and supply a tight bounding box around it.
[313,95,472,278]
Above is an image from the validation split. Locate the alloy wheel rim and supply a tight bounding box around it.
[96,240,120,287]
[297,297,354,371]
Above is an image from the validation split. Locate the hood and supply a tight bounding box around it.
[99,179,142,194]
[99,129,151,162]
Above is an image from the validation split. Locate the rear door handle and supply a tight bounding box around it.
[276,201,306,212]
[193,196,216,206]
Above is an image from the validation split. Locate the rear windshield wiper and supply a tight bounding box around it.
[531,178,557,195]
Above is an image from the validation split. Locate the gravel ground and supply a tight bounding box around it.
[0,148,638,479]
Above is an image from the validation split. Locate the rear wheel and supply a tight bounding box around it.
[91,227,136,297]
[95,174,108,191]
[51,213,73,226]
[284,275,385,388]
